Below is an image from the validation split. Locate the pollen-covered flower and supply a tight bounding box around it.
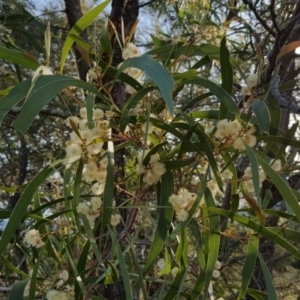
[79,107,87,119]
[93,108,104,120]
[221,169,233,181]
[136,152,166,185]
[207,180,221,197]
[271,159,282,171]
[176,209,189,222]
[169,189,198,222]
[243,166,266,193]
[76,202,90,216]
[24,229,45,248]
[46,289,69,300]
[246,74,258,88]
[110,213,122,226]
[122,42,140,59]
[214,120,241,140]
[65,144,82,161]
[91,197,102,212]
[91,182,105,195]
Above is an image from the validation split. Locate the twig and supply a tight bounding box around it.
[271,75,300,113]
[243,0,276,37]
[138,0,156,8]
[269,0,280,34]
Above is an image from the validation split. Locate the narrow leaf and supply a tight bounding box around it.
[118,55,174,115]
[60,0,111,73]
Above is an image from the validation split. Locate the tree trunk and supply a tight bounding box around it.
[64,0,89,81]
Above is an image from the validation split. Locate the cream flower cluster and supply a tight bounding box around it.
[24,270,74,299]
[212,260,222,279]
[241,73,259,96]
[213,120,256,151]
[64,107,108,165]
[169,189,199,222]
[110,213,122,226]
[45,270,74,300]
[64,107,110,226]
[120,42,143,94]
[135,151,166,185]
[76,197,103,227]
[23,229,45,248]
[243,166,266,193]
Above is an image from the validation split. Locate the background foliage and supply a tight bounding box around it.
[1,0,300,299]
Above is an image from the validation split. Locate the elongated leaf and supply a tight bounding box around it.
[244,144,261,206]
[219,37,233,119]
[257,253,277,299]
[0,164,54,257]
[206,207,300,259]
[250,100,270,133]
[29,250,44,299]
[0,46,40,69]
[203,188,220,299]
[162,258,187,300]
[75,241,90,300]
[101,140,115,232]
[8,279,29,300]
[119,87,155,132]
[185,77,240,120]
[258,135,300,149]
[68,34,95,53]
[268,96,281,135]
[10,75,103,133]
[238,235,259,299]
[258,158,300,221]
[143,171,174,276]
[278,41,300,58]
[0,256,30,278]
[109,228,133,299]
[60,0,111,73]
[81,215,103,264]
[180,92,212,114]
[65,245,88,296]
[118,55,174,115]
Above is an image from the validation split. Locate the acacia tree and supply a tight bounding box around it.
[1,0,300,299]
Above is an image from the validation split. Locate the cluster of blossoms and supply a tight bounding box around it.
[190,21,225,45]
[45,270,74,300]
[121,42,143,94]
[64,107,112,226]
[76,197,103,226]
[168,189,199,222]
[24,270,74,300]
[243,166,266,193]
[64,107,108,165]
[212,119,257,152]
[135,151,166,185]
[240,73,259,97]
[23,229,45,248]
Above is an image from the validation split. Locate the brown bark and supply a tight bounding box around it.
[99,1,139,298]
[64,0,89,81]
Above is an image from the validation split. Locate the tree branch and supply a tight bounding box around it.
[270,75,300,113]
[243,0,276,37]
[138,0,156,8]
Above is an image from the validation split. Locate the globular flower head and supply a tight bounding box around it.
[122,43,140,59]
[24,229,45,248]
[111,213,122,226]
[246,74,258,88]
